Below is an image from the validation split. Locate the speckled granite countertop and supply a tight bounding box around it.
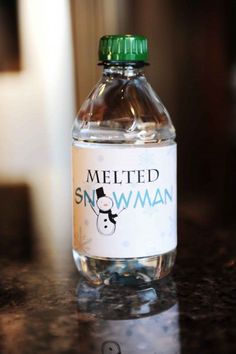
[0,213,236,354]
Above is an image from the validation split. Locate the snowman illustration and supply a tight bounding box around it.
[90,187,125,236]
[102,341,121,354]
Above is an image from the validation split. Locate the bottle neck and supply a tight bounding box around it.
[102,62,145,78]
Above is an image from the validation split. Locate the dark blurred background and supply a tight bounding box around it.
[0,0,236,259]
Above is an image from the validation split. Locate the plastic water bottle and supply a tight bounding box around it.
[72,35,177,285]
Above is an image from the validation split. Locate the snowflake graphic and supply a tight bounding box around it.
[77,226,91,253]
[122,240,130,248]
[142,205,158,218]
[137,149,156,168]
[161,215,176,245]
[167,216,175,236]
[97,155,104,162]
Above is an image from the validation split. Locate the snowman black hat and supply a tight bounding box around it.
[96,187,106,199]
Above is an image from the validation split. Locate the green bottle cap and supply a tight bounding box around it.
[99,34,148,62]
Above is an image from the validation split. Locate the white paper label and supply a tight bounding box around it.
[72,143,177,258]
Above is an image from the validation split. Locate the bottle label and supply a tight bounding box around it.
[72,143,177,258]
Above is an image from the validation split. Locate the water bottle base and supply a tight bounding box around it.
[73,249,176,286]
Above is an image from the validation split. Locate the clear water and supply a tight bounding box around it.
[73,249,176,286]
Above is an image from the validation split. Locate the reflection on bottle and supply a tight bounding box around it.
[76,277,180,354]
[102,341,121,354]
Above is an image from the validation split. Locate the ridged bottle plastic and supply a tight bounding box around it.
[72,35,177,285]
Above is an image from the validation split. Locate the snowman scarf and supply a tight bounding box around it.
[99,209,118,224]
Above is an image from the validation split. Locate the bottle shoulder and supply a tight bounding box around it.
[73,75,176,144]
